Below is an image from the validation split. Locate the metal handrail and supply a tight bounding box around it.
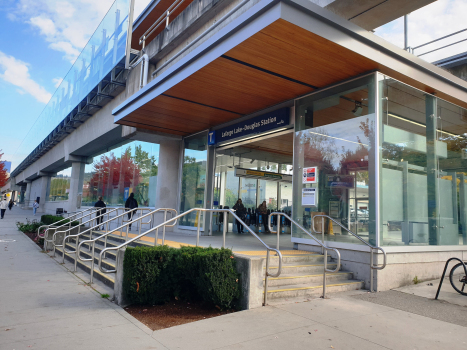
[98,207,282,306]
[41,208,100,250]
[139,0,187,49]
[61,208,138,272]
[51,207,121,257]
[37,207,97,240]
[77,208,178,283]
[268,212,341,299]
[312,214,387,292]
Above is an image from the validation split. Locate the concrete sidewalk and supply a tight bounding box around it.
[2,207,466,350]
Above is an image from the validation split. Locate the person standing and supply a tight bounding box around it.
[8,199,14,210]
[233,199,246,233]
[32,200,39,216]
[125,193,138,230]
[258,200,270,233]
[0,197,8,219]
[94,196,107,230]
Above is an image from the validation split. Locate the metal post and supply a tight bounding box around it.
[74,236,78,272]
[370,249,374,292]
[124,0,135,69]
[196,211,201,247]
[404,14,409,51]
[90,242,95,284]
[162,210,167,246]
[264,250,270,306]
[321,217,325,255]
[276,214,280,251]
[223,212,227,248]
[322,249,327,298]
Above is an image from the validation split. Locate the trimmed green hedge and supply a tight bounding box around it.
[123,246,240,310]
[40,215,79,226]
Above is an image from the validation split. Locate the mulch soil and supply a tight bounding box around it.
[23,231,44,249]
[124,299,236,330]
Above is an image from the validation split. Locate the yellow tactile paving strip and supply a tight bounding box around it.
[104,231,314,253]
[235,250,317,256]
[109,232,195,248]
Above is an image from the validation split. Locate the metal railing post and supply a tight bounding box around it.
[322,249,327,298]
[321,217,325,255]
[222,212,227,248]
[276,214,280,250]
[196,210,201,247]
[264,249,270,306]
[90,242,95,284]
[162,210,167,246]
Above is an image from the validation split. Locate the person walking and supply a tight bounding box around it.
[32,200,39,216]
[8,199,14,210]
[125,193,138,230]
[94,196,107,230]
[233,198,246,233]
[258,200,270,233]
[0,197,8,219]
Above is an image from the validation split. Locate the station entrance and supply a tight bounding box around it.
[211,131,293,234]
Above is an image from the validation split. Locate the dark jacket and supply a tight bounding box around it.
[94,200,106,215]
[233,202,246,218]
[125,197,138,209]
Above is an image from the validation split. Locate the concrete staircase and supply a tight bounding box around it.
[263,251,364,304]
[52,231,154,289]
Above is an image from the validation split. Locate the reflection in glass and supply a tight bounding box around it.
[81,141,159,207]
[47,168,72,201]
[179,134,207,228]
[294,75,375,245]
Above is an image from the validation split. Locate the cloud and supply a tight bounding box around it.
[10,0,152,64]
[0,51,52,104]
[52,77,63,88]
[374,0,467,62]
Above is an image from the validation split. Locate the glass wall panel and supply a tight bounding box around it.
[15,0,130,161]
[47,168,72,201]
[81,141,159,207]
[294,75,376,245]
[179,134,208,228]
[379,74,467,246]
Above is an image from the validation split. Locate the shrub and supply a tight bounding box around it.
[123,246,240,310]
[40,215,79,226]
[16,219,43,233]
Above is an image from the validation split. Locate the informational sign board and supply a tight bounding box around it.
[303,166,318,184]
[235,168,292,182]
[329,200,340,217]
[302,188,317,206]
[325,174,354,188]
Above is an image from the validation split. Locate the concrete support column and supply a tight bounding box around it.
[68,162,86,213]
[38,176,50,213]
[24,181,31,206]
[154,140,182,229]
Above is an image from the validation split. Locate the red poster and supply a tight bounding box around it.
[303,167,317,184]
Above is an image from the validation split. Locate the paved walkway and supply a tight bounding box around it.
[2,207,466,349]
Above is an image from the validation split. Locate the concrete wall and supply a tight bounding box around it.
[297,242,467,291]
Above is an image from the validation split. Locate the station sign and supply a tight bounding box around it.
[208,108,289,146]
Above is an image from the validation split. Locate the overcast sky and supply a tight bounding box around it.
[0,0,465,171]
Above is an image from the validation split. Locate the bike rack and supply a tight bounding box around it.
[435,257,467,299]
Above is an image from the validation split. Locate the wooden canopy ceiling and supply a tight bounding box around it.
[118,19,380,135]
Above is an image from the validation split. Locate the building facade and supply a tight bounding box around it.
[8,0,467,290]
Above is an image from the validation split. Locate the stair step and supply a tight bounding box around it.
[266,263,339,274]
[265,280,364,300]
[62,243,116,271]
[53,247,115,288]
[266,254,330,266]
[265,272,353,287]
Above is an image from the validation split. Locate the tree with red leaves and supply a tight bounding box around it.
[84,147,141,204]
[0,150,8,188]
